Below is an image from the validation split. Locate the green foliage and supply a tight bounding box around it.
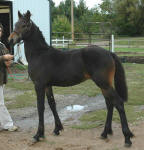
[112,0,144,35]
[50,0,144,37]
[52,15,71,38]
[12,64,28,70]
[75,0,88,20]
[59,0,73,21]
[51,0,104,38]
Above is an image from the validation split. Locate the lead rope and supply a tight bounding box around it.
[14,42,30,80]
[15,41,26,68]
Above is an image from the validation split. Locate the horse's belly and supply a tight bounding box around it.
[50,75,85,87]
[51,80,84,87]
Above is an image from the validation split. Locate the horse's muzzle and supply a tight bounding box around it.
[8,32,22,46]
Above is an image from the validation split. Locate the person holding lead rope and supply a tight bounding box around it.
[0,23,18,131]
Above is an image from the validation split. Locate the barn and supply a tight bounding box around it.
[0,0,51,64]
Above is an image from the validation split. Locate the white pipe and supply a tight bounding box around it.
[111,34,114,53]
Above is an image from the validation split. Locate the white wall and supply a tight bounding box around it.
[12,0,51,64]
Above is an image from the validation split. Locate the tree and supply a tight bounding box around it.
[58,0,77,22]
[112,0,144,35]
[75,0,88,20]
[52,15,71,38]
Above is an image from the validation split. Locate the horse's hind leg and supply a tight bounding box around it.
[102,87,134,147]
[45,86,63,135]
[101,99,113,139]
[92,72,133,146]
[91,72,114,139]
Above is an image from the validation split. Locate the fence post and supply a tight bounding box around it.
[111,34,114,52]
[63,36,65,48]
[56,38,58,47]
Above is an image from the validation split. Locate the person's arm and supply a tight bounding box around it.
[0,54,14,62]
[3,45,9,54]
[0,43,13,64]
[0,55,4,62]
[0,43,9,54]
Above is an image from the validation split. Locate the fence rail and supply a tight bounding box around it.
[52,36,73,48]
[52,31,114,52]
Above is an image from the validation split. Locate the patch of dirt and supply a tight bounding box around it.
[120,56,144,64]
[115,52,144,64]
[8,94,106,130]
[0,121,144,150]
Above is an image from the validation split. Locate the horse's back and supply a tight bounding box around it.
[82,45,113,63]
[81,45,115,77]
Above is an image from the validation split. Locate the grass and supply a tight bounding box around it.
[72,105,144,129]
[6,91,36,109]
[114,37,144,54]
[115,39,144,46]
[115,47,144,53]
[5,79,100,109]
[12,64,28,70]
[115,40,144,46]
[124,63,144,105]
[117,53,144,57]
[6,79,100,97]
[53,80,100,97]
[7,79,34,91]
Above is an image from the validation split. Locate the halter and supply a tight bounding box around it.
[13,21,33,66]
[13,20,33,42]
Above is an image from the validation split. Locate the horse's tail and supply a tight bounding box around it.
[111,53,128,102]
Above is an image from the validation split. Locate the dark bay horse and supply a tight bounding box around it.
[8,10,134,147]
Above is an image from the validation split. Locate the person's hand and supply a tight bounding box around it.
[3,54,14,61]
[4,60,13,67]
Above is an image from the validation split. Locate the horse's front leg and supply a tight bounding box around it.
[33,84,45,142]
[46,86,63,135]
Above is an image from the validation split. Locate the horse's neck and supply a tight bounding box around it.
[24,28,50,62]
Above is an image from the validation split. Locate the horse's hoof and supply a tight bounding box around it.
[100,132,107,139]
[100,136,109,143]
[32,137,38,143]
[125,139,132,148]
[130,132,135,138]
[28,138,38,146]
[53,131,60,136]
[107,130,113,135]
[53,127,63,136]
[39,136,45,141]
[100,135,107,139]
[125,143,132,148]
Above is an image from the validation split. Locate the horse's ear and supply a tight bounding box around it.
[18,11,22,18]
[25,10,31,21]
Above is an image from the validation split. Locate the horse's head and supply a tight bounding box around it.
[8,10,32,46]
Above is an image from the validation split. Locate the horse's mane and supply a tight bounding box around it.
[31,21,52,51]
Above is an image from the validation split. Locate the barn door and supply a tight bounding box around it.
[0,1,13,51]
